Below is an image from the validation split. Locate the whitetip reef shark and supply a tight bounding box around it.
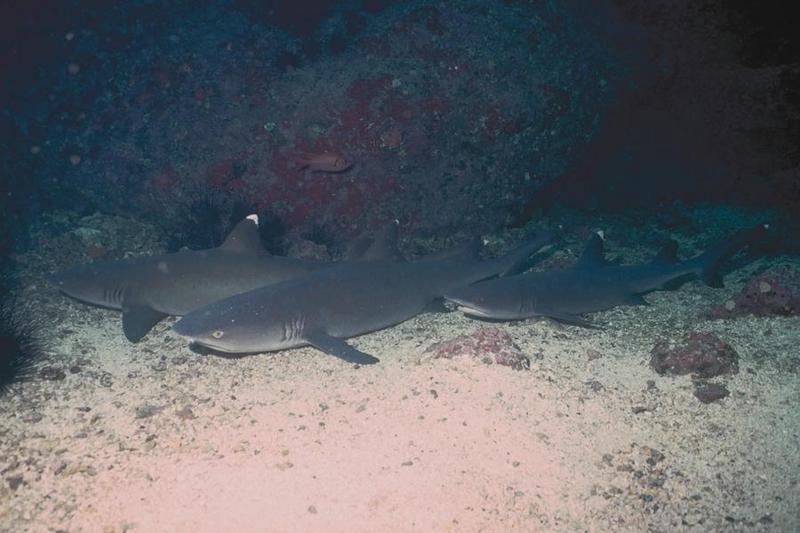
[444,225,767,326]
[172,232,554,364]
[51,215,400,342]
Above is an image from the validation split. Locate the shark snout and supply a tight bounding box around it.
[172,315,203,337]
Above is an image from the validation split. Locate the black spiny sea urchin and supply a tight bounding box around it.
[0,289,46,395]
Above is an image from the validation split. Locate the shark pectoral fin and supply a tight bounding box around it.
[122,304,168,342]
[546,312,599,329]
[304,331,380,365]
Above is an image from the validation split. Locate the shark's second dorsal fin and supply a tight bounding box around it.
[346,221,403,262]
[343,235,372,261]
[362,221,403,261]
[651,240,679,264]
[220,214,266,254]
[576,233,607,267]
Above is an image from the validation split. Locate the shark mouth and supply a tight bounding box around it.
[186,339,241,355]
[455,305,495,318]
[444,295,495,318]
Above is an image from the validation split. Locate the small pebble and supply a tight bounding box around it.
[693,382,730,404]
[40,366,66,381]
[7,475,24,490]
[135,404,162,419]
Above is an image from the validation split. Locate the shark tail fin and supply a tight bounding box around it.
[689,224,768,288]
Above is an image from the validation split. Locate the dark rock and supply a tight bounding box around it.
[98,372,114,387]
[39,366,66,381]
[585,380,605,393]
[135,404,162,419]
[650,332,739,379]
[6,475,23,490]
[704,266,800,318]
[175,406,197,420]
[693,382,730,403]
[426,327,529,370]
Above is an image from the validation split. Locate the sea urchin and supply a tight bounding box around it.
[0,290,47,395]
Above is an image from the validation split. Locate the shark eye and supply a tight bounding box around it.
[212,330,224,339]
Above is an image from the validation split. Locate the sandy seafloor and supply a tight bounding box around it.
[1,210,799,532]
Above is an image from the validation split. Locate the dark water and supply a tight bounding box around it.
[1,0,797,260]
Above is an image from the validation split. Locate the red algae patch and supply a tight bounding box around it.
[650,332,739,379]
[704,265,800,318]
[426,326,530,370]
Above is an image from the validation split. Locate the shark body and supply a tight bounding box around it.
[51,215,396,342]
[172,233,553,364]
[444,226,766,326]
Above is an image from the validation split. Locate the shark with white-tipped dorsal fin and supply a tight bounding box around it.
[51,215,400,342]
[444,225,768,326]
[172,232,553,364]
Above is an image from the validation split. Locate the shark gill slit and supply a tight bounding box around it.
[281,316,305,342]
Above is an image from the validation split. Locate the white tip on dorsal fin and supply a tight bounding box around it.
[220,214,266,254]
[576,231,607,266]
[596,230,605,241]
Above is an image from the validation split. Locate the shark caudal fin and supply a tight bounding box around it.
[689,224,769,288]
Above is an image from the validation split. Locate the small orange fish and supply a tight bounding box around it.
[296,151,353,173]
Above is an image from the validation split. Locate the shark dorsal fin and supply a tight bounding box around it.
[362,221,403,261]
[651,240,679,264]
[345,221,403,261]
[220,214,266,254]
[576,233,607,267]
[343,235,372,261]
